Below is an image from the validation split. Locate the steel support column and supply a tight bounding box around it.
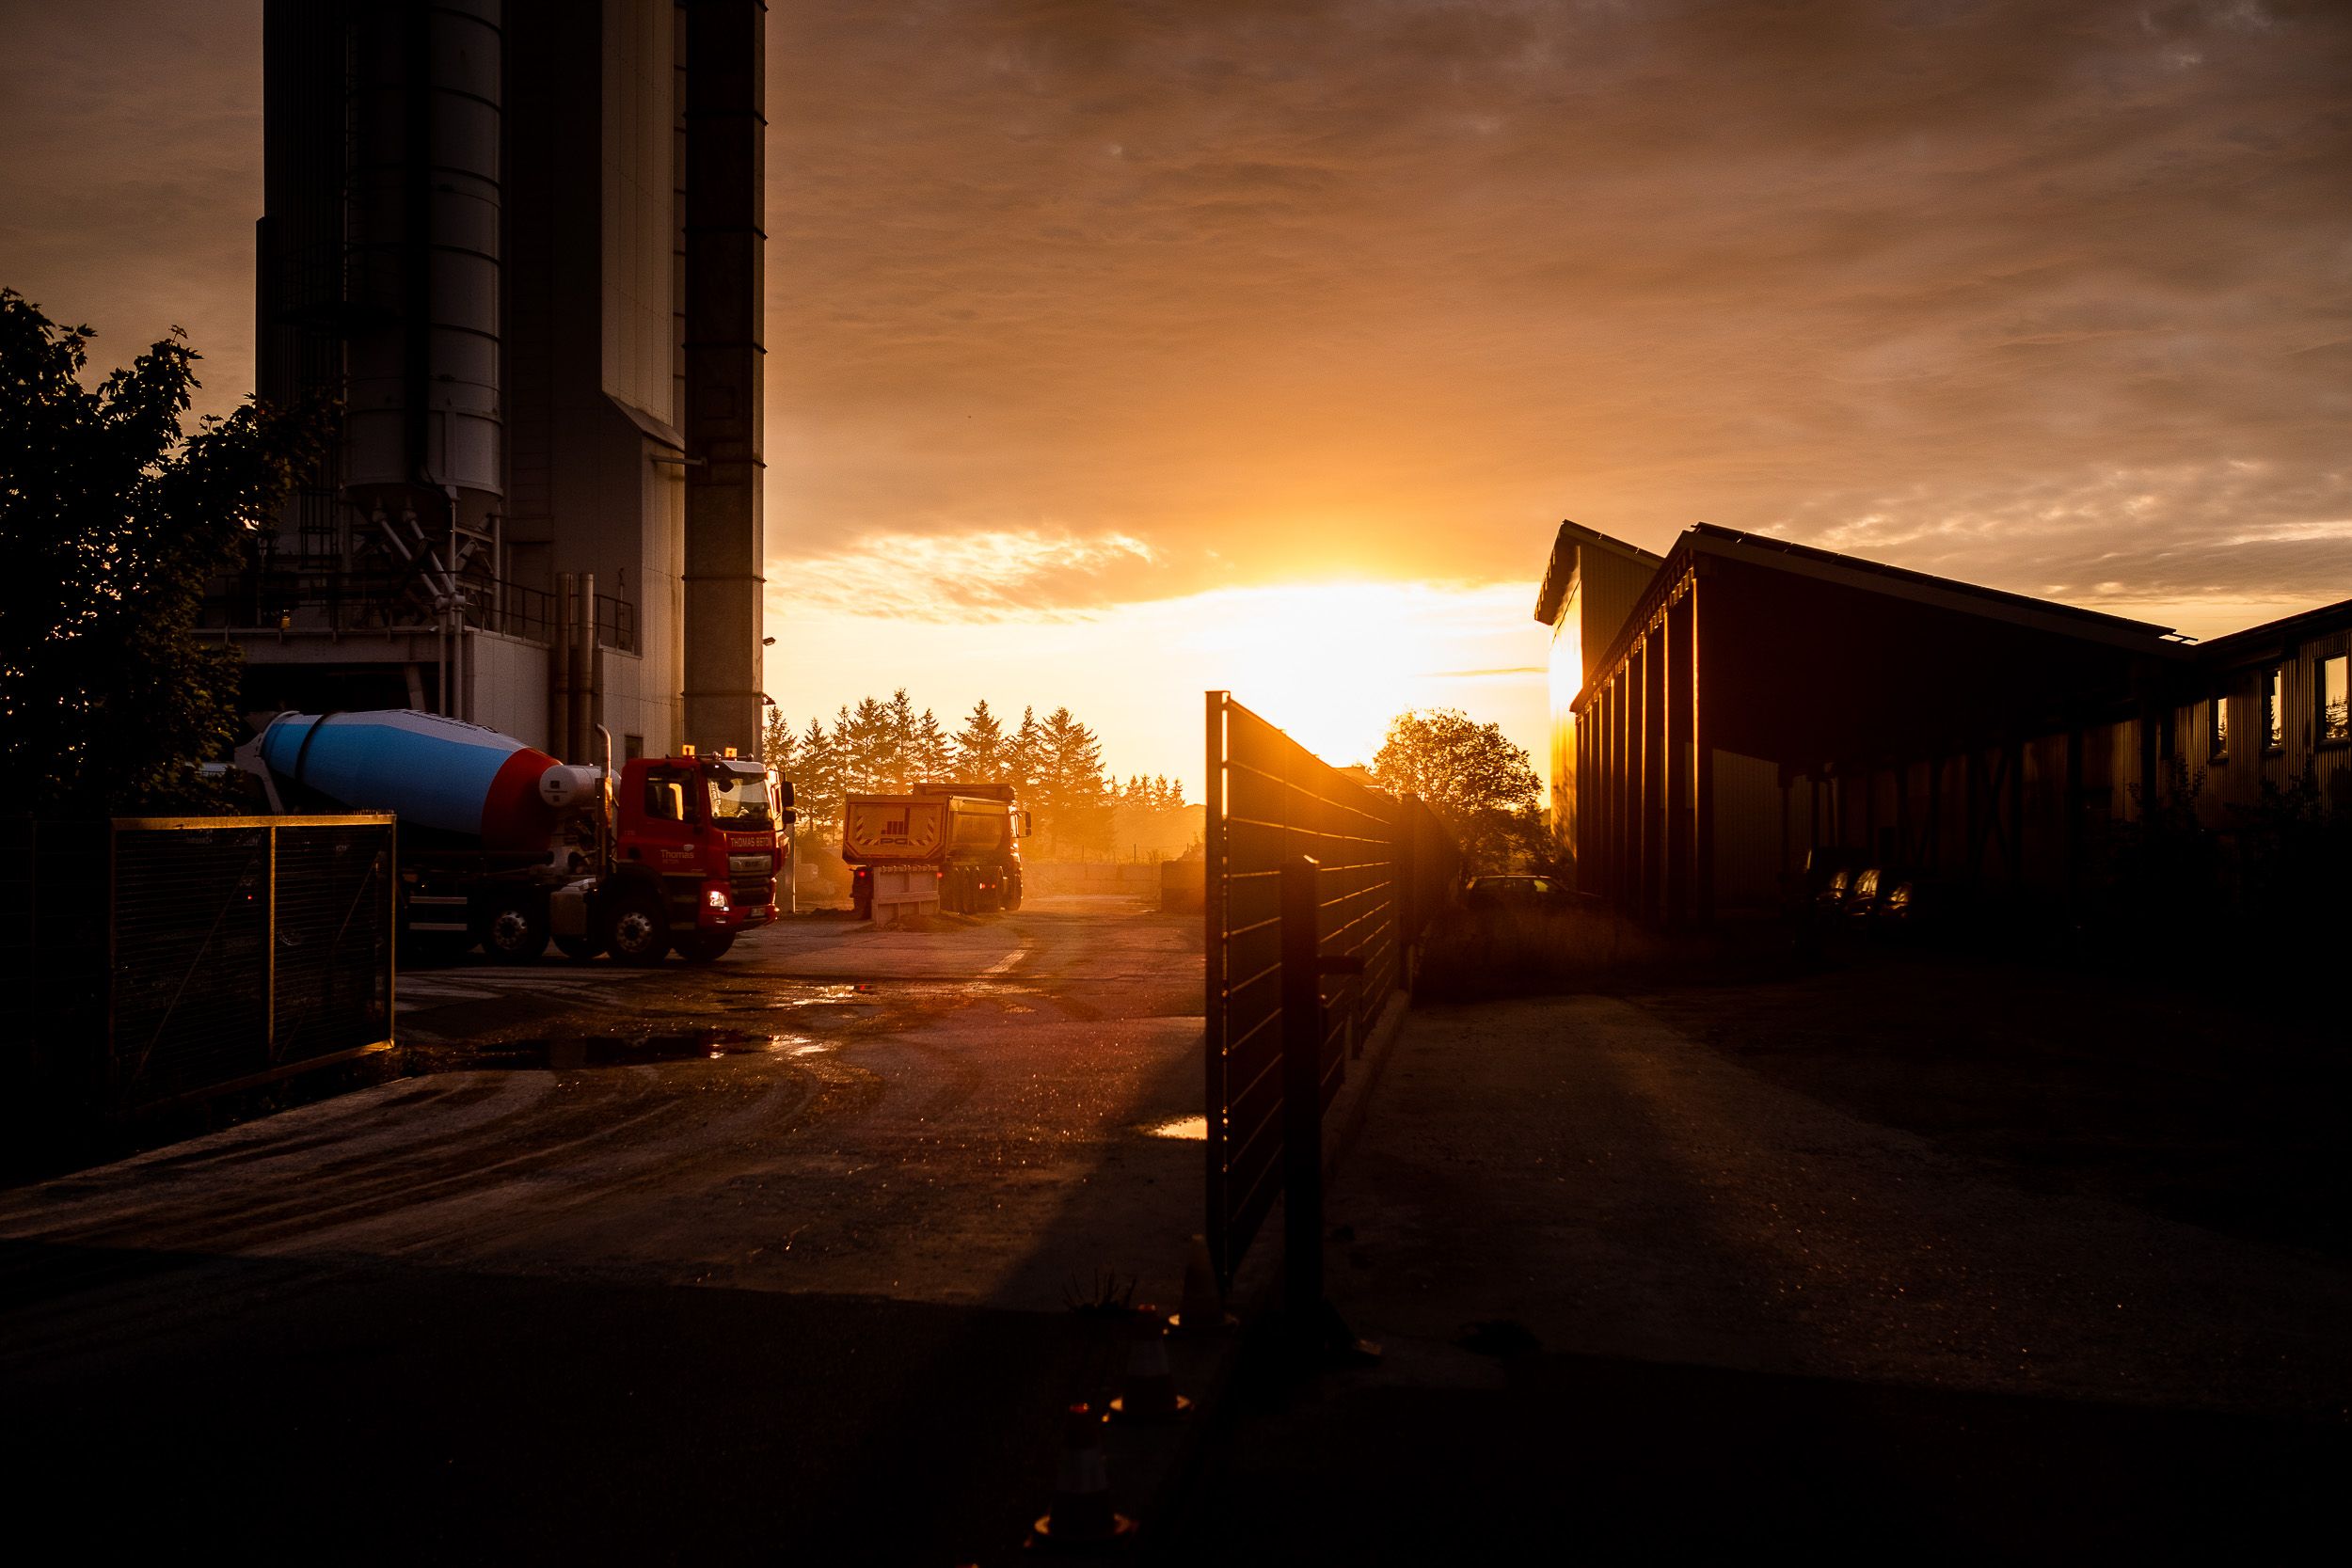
[680,0,767,755]
[1665,588,1693,925]
[1641,629,1666,921]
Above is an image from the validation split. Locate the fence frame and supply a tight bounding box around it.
[1203,691,1458,1294]
[103,813,398,1111]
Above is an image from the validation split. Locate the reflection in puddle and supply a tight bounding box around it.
[1138,1115,1208,1141]
[466,1029,818,1070]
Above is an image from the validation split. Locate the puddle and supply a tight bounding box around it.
[1136,1115,1208,1141]
[467,1028,814,1070]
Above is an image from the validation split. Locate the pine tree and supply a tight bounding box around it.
[1034,706,1114,857]
[952,699,1007,781]
[840,697,890,793]
[761,706,796,775]
[1009,705,1045,797]
[882,688,920,787]
[912,706,952,784]
[796,715,840,844]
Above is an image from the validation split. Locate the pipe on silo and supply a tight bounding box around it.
[552,570,576,763]
[579,571,600,766]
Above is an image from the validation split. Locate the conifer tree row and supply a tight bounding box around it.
[761,692,1187,859]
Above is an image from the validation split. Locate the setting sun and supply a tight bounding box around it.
[765,572,1552,798]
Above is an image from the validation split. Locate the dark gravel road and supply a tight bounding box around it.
[1,895,1205,1564]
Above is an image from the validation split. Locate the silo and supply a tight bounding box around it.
[343,1,503,509]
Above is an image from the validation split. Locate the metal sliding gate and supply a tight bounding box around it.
[1202,692,1459,1293]
[3,814,397,1120]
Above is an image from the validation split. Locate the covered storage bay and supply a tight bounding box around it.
[1565,526,2189,922]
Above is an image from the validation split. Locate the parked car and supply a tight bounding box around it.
[1464,874,1570,907]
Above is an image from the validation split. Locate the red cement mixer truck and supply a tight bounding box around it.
[236,710,791,964]
[842,783,1028,919]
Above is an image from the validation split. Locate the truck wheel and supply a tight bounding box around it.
[605,892,671,965]
[675,931,735,963]
[475,896,548,963]
[1005,875,1023,911]
[943,870,963,914]
[553,935,602,961]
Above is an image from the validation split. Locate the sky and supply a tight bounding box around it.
[5,0,2349,793]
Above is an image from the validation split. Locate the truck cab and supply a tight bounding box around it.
[582,751,791,962]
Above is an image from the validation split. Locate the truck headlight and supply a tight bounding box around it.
[706,888,729,910]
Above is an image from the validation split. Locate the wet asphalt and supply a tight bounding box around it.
[0,895,1207,1564]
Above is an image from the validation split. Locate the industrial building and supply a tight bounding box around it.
[1534,520,2352,922]
[211,0,767,766]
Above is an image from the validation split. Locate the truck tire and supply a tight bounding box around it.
[1005,873,1023,911]
[475,895,549,963]
[604,890,671,965]
[675,931,735,963]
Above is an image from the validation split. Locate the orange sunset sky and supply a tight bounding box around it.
[6,1,2349,792]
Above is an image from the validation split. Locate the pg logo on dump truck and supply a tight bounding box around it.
[845,799,944,857]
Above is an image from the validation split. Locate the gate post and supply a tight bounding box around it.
[1279,854,1324,1323]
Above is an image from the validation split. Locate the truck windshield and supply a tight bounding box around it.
[706,770,772,825]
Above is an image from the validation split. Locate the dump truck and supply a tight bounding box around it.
[237,710,791,964]
[841,782,1028,919]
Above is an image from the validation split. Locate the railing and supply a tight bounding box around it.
[1201,692,1461,1296]
[595,593,639,655]
[201,570,635,651]
[1,815,397,1123]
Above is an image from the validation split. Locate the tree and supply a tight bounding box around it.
[1009,705,1045,797]
[882,688,920,784]
[952,699,1008,780]
[1031,705,1115,857]
[910,705,952,784]
[795,716,840,845]
[1369,708,1543,871]
[838,697,892,793]
[761,705,796,775]
[1,290,326,816]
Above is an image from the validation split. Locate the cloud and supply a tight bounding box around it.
[7,0,2347,637]
[766,0,2352,613]
[771,528,1162,619]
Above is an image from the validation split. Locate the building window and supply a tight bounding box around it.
[2321,655,2350,748]
[2263,667,2284,752]
[2210,691,2230,762]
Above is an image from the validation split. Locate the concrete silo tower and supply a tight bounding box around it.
[233,0,767,764]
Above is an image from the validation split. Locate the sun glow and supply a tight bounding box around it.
[1182,581,1460,768]
[766,575,1552,798]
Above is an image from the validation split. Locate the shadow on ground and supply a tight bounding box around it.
[3,1240,1086,1564]
[1163,1334,2350,1563]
